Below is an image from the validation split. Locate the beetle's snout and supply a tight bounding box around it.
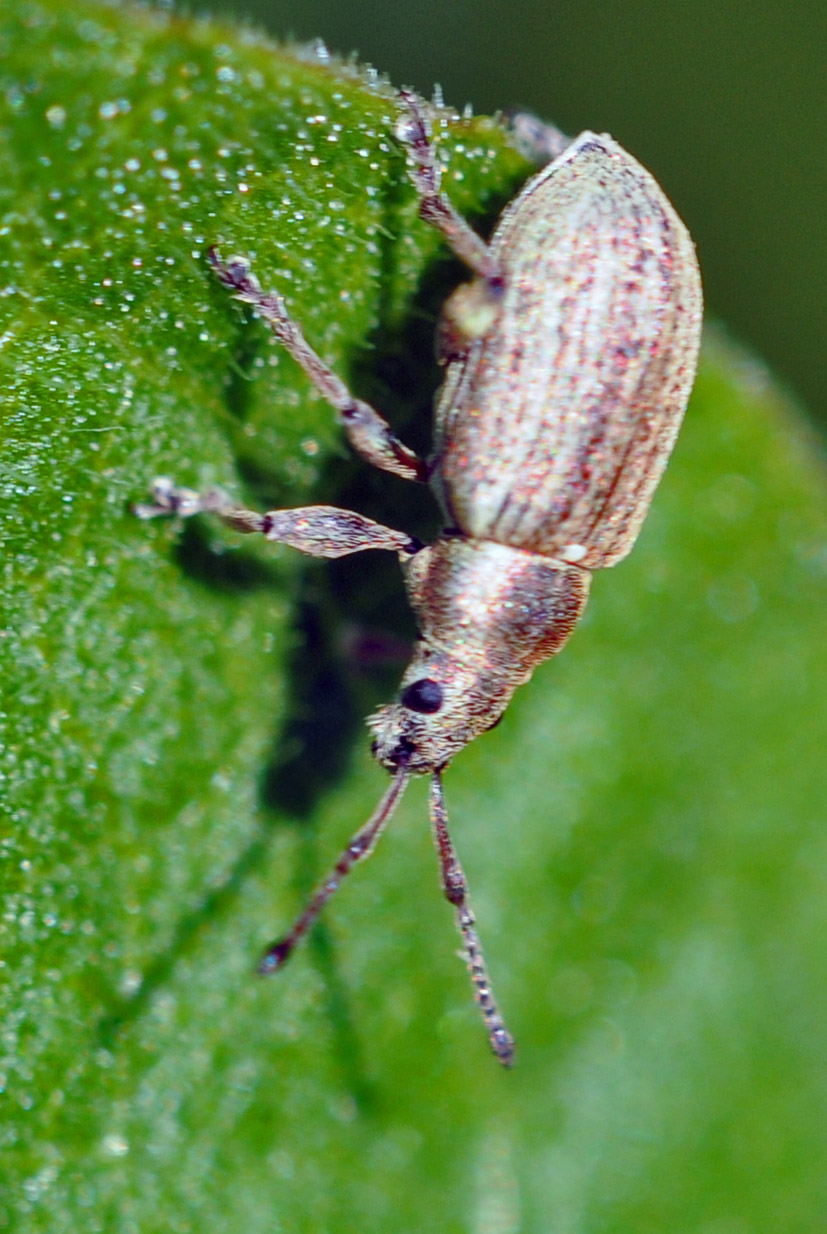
[371,732,418,769]
[369,707,422,772]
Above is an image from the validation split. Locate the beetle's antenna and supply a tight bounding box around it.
[429,772,515,1067]
[258,768,411,975]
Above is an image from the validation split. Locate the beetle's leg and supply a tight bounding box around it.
[208,250,429,484]
[134,479,422,560]
[396,92,506,362]
[258,768,410,974]
[503,110,572,165]
[395,90,500,284]
[430,772,516,1068]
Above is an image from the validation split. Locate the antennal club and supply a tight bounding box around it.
[429,772,516,1067]
[258,769,410,975]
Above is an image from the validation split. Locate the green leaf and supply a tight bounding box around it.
[3,3,827,1232]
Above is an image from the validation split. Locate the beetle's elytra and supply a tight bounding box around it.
[136,91,703,1066]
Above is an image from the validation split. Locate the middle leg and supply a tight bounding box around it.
[134,478,422,560]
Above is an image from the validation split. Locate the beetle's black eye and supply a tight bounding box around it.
[400,677,444,714]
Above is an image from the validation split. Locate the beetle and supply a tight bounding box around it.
[136,91,703,1065]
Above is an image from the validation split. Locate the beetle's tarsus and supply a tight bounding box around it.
[395,90,500,284]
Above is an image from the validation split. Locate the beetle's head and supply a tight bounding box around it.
[367,645,512,775]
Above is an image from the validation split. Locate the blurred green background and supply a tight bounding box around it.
[219,0,827,428]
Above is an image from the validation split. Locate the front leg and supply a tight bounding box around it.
[134,478,422,560]
[209,250,429,485]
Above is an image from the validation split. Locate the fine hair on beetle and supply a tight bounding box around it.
[136,89,703,1066]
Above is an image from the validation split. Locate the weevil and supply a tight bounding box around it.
[136,91,703,1066]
